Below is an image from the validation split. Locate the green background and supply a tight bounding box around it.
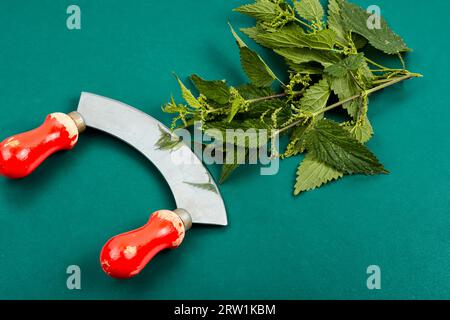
[0,0,449,299]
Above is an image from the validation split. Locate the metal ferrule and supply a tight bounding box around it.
[174,208,192,231]
[68,111,86,133]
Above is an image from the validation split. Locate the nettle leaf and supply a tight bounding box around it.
[353,118,373,143]
[229,23,247,47]
[234,0,279,22]
[328,58,373,118]
[240,46,277,87]
[240,26,259,41]
[294,0,324,24]
[190,74,230,104]
[219,147,249,183]
[327,0,348,45]
[237,83,274,100]
[274,47,340,67]
[242,25,336,51]
[305,119,387,175]
[230,24,276,87]
[282,124,309,158]
[299,78,330,114]
[352,33,368,50]
[324,53,365,78]
[329,73,361,118]
[228,88,248,122]
[220,162,240,183]
[343,115,374,144]
[340,1,410,54]
[287,60,324,75]
[204,118,270,148]
[175,75,202,108]
[294,154,343,195]
[155,125,183,151]
[183,181,218,194]
[358,60,375,87]
[328,0,369,50]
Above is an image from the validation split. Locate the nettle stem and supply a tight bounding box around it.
[365,57,390,70]
[246,93,287,104]
[205,73,420,133]
[277,72,421,135]
[205,90,301,114]
[365,73,421,94]
[294,17,314,31]
[246,90,304,104]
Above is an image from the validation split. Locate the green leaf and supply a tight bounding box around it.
[352,33,368,50]
[358,60,375,87]
[220,163,240,183]
[175,75,202,108]
[183,181,218,194]
[329,73,361,118]
[242,25,336,51]
[237,84,274,100]
[230,24,276,87]
[340,1,410,54]
[282,124,309,158]
[219,147,249,183]
[286,60,324,75]
[343,115,373,144]
[234,0,279,22]
[294,154,343,195]
[203,119,270,148]
[228,87,248,122]
[327,0,348,45]
[294,0,324,23]
[328,58,373,118]
[274,47,340,67]
[305,119,387,174]
[325,53,365,78]
[299,78,330,114]
[229,22,247,48]
[155,125,183,151]
[240,27,260,41]
[240,46,277,87]
[354,118,373,143]
[190,74,230,104]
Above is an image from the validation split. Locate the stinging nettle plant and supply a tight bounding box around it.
[161,0,421,195]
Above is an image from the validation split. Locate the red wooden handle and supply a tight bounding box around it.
[0,113,80,179]
[100,210,186,279]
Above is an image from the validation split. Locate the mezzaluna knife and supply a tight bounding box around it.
[0,92,227,278]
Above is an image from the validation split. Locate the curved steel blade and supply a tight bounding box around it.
[77,92,227,226]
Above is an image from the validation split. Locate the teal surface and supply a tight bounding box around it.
[0,0,449,299]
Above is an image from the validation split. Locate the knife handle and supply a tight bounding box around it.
[0,112,85,179]
[100,209,192,279]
